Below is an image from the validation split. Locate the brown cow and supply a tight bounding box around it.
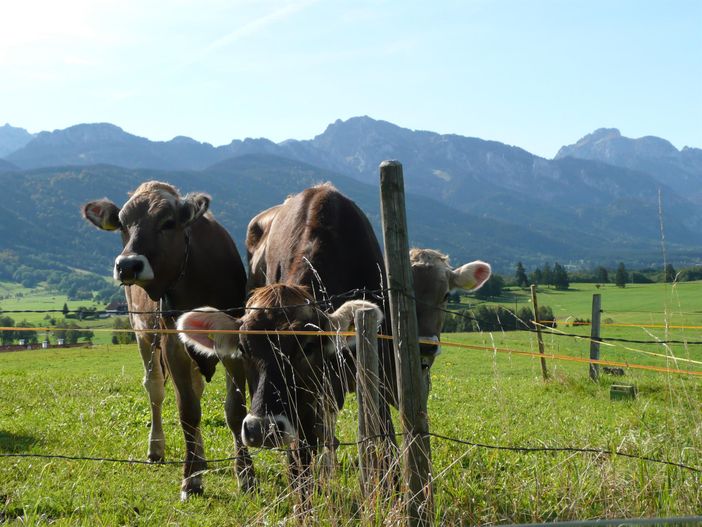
[410,248,490,388]
[245,206,491,391]
[178,183,389,483]
[82,181,251,499]
[177,184,491,483]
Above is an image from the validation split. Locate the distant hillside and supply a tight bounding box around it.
[267,117,702,247]
[5,123,227,171]
[0,158,17,172]
[556,128,702,202]
[0,124,34,158]
[2,117,702,273]
[0,157,559,277]
[1,155,701,284]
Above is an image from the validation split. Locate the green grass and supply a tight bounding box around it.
[471,280,702,326]
[1,282,702,524]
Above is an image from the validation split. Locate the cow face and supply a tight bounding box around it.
[410,249,491,368]
[82,181,210,301]
[177,284,382,449]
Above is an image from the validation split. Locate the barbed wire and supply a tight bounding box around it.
[1,432,699,474]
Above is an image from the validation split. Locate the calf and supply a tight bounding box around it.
[82,181,251,498]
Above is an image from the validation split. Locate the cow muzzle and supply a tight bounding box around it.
[419,335,441,359]
[114,254,155,284]
[241,414,297,448]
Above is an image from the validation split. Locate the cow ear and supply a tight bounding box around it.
[450,260,491,292]
[177,307,242,358]
[179,192,211,227]
[326,300,383,332]
[82,199,121,231]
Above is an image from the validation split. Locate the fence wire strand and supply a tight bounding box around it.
[1,432,699,474]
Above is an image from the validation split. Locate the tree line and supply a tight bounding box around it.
[510,261,690,291]
[443,304,556,333]
[0,315,94,345]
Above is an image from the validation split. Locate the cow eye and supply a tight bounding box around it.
[160,219,176,231]
[302,341,318,356]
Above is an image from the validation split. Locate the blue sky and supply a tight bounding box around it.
[1,0,699,158]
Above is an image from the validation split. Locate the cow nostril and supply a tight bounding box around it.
[117,259,143,272]
[242,417,264,447]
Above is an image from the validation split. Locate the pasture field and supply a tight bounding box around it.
[0,282,111,345]
[467,280,702,326]
[1,282,702,525]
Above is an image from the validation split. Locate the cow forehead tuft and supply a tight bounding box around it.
[244,284,319,327]
[410,248,451,268]
[130,181,180,198]
[120,183,180,222]
[247,283,313,309]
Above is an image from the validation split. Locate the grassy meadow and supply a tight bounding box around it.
[0,282,112,346]
[1,282,702,524]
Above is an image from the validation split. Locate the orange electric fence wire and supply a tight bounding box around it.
[434,337,702,377]
[4,325,700,377]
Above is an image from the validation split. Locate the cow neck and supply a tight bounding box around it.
[159,229,191,317]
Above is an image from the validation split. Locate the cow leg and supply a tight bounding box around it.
[137,334,166,463]
[165,336,206,500]
[221,357,255,492]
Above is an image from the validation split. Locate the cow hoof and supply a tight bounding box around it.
[238,473,257,493]
[180,487,204,501]
[147,454,164,464]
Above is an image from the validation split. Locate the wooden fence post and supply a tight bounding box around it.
[379,160,433,526]
[530,284,549,381]
[589,293,602,381]
[355,307,380,494]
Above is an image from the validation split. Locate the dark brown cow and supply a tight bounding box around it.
[178,183,388,481]
[82,181,251,499]
[177,184,491,482]
[245,203,491,395]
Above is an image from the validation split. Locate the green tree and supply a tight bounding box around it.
[15,320,38,344]
[664,263,677,283]
[112,317,136,345]
[474,275,505,300]
[552,263,570,290]
[615,262,628,288]
[595,266,609,284]
[0,315,15,345]
[514,262,528,288]
[530,268,543,285]
[62,303,69,316]
[542,263,553,287]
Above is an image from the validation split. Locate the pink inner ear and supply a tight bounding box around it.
[474,263,491,285]
[89,205,102,217]
[183,316,210,330]
[180,315,215,350]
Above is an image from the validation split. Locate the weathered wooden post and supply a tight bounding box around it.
[379,160,433,526]
[589,293,602,381]
[355,307,381,494]
[530,284,549,381]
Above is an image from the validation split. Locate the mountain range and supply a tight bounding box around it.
[1,117,700,277]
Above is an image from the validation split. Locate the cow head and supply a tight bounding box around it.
[410,249,491,367]
[177,284,382,448]
[82,181,210,301]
